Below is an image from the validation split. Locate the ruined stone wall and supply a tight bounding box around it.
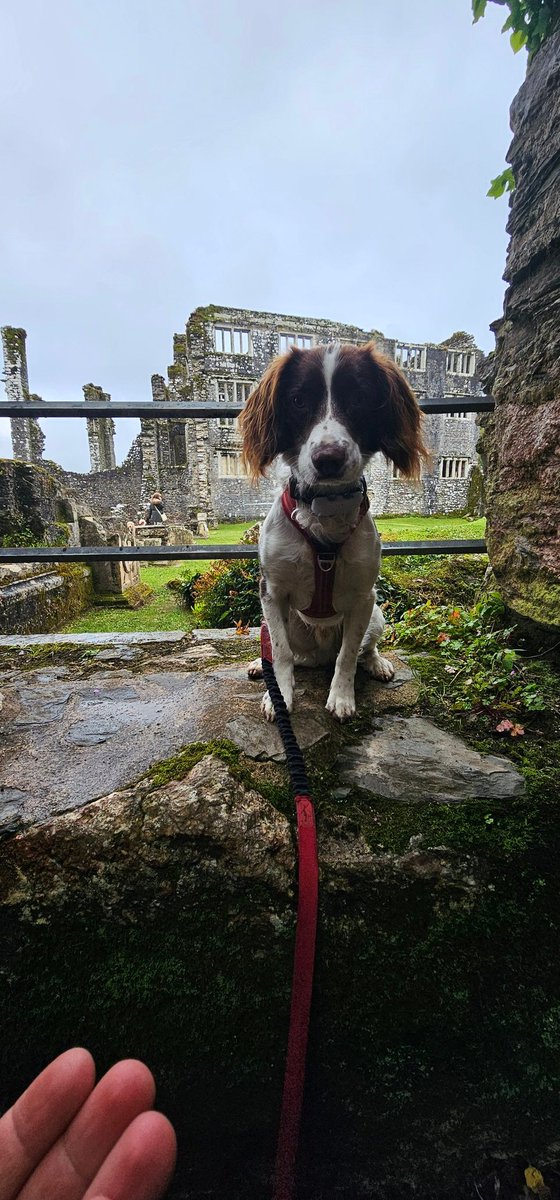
[0,460,93,632]
[482,25,560,631]
[53,462,143,524]
[0,566,92,634]
[169,306,483,520]
[0,459,80,547]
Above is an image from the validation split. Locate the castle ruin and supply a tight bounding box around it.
[2,306,484,528]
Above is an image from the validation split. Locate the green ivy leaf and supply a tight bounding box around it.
[510,27,528,51]
[487,167,516,198]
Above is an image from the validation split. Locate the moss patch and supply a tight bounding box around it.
[145,738,242,789]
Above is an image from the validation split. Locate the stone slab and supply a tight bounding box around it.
[225,711,328,762]
[191,627,261,643]
[0,632,189,647]
[339,716,525,803]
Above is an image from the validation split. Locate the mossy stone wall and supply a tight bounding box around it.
[483,28,560,631]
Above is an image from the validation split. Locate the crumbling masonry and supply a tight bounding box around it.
[2,307,484,528]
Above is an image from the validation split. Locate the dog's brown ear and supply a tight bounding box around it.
[366,344,430,479]
[239,353,289,479]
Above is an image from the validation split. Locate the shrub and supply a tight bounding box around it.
[189,560,261,628]
[178,571,204,609]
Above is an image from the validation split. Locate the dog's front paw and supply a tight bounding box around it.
[261,691,276,722]
[366,652,395,682]
[326,690,356,721]
[262,686,296,720]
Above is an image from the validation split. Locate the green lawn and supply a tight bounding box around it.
[202,522,254,544]
[376,514,485,541]
[62,515,486,634]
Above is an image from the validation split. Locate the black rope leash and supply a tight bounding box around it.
[260,630,310,799]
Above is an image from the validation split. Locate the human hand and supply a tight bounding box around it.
[0,1047,177,1200]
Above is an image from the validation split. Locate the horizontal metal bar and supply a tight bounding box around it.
[382,539,487,556]
[0,540,487,564]
[421,398,493,414]
[0,396,495,418]
[1,402,244,418]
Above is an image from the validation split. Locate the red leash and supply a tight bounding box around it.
[273,791,318,1199]
[259,624,319,1200]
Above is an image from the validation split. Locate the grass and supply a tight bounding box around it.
[376,513,485,541]
[61,515,486,635]
[201,522,255,544]
[61,525,255,634]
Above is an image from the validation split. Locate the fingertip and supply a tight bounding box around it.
[133,1108,177,1165]
[98,1058,157,1109]
[56,1046,97,1083]
[83,1110,177,1200]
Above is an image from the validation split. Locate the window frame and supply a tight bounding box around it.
[445,350,475,376]
[439,457,470,480]
[217,450,249,478]
[278,332,314,353]
[395,344,427,372]
[214,378,256,426]
[213,326,252,355]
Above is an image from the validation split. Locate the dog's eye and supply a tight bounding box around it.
[291,394,306,409]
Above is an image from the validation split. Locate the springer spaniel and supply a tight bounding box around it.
[239,341,427,722]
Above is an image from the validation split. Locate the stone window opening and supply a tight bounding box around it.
[278,333,314,353]
[395,344,426,372]
[443,410,469,419]
[439,457,469,480]
[217,451,248,478]
[214,326,251,355]
[214,378,255,405]
[170,423,187,467]
[446,351,475,376]
[214,378,256,427]
[391,463,422,480]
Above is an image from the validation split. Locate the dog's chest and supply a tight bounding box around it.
[261,505,379,616]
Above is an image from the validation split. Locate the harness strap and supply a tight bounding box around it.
[281,484,369,620]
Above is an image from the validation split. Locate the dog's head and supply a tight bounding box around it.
[240,341,428,486]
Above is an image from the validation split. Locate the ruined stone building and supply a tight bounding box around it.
[2,308,484,527]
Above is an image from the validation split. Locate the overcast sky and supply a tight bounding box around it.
[0,0,525,471]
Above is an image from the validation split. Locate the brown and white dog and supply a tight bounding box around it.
[239,341,427,722]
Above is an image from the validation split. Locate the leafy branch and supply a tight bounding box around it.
[472,0,557,58]
[473,1,557,197]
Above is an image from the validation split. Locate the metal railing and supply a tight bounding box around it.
[0,394,493,564]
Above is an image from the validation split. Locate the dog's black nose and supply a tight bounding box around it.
[311,443,347,477]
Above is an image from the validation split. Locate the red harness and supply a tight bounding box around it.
[280,483,369,619]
